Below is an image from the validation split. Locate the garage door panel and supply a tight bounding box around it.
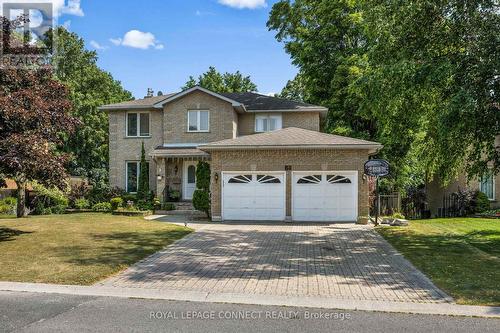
[223,173,285,221]
[293,172,358,222]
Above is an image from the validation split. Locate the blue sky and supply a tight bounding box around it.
[58,0,297,99]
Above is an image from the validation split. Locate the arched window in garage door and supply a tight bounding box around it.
[257,175,281,183]
[227,175,252,183]
[327,175,352,184]
[297,175,322,184]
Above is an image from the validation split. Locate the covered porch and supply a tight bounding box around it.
[151,146,210,202]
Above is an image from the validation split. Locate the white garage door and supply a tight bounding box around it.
[222,172,285,221]
[293,171,358,222]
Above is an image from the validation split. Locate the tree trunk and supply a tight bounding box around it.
[16,180,27,218]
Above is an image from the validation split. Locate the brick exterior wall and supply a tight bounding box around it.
[238,112,320,136]
[108,109,163,191]
[163,90,238,144]
[209,149,371,221]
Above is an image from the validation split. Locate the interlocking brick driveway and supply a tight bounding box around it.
[100,222,450,303]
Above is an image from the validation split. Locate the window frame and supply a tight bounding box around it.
[126,111,151,138]
[255,114,282,133]
[480,172,496,201]
[187,110,210,133]
[125,161,150,194]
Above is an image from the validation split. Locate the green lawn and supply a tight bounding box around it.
[377,218,500,306]
[0,213,192,285]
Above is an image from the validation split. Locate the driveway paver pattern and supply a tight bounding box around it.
[100,222,450,303]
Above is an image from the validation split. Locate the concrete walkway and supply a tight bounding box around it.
[100,220,450,304]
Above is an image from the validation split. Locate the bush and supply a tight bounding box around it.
[30,183,68,215]
[0,203,12,214]
[121,194,137,203]
[136,200,153,211]
[88,185,126,205]
[0,197,17,215]
[110,197,123,211]
[163,202,176,211]
[92,202,112,212]
[74,198,90,210]
[392,212,405,219]
[168,190,180,202]
[193,190,210,217]
[51,204,67,215]
[2,197,17,206]
[474,191,491,213]
[68,183,90,208]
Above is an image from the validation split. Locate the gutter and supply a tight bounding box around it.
[199,144,384,151]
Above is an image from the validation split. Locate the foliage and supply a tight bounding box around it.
[87,185,125,205]
[268,0,500,189]
[136,142,149,201]
[167,190,180,202]
[193,161,211,217]
[0,197,16,215]
[46,27,133,183]
[121,194,137,204]
[474,192,491,214]
[392,213,405,219]
[182,66,258,93]
[278,73,310,102]
[74,198,89,210]
[92,202,112,212]
[32,182,69,208]
[162,202,176,211]
[68,183,91,208]
[110,197,123,211]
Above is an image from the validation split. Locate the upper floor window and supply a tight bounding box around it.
[255,114,282,132]
[188,110,209,132]
[127,112,150,137]
[480,173,495,200]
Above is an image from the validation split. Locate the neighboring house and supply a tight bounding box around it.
[99,86,382,222]
[426,136,500,217]
[0,179,33,200]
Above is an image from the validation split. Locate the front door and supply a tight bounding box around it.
[183,161,197,200]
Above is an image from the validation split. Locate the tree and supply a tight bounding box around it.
[136,142,149,201]
[182,66,258,93]
[278,73,310,102]
[46,27,133,184]
[0,69,78,219]
[192,161,211,217]
[360,0,500,183]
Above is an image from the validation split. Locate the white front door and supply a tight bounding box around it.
[183,161,197,200]
[292,171,358,222]
[222,172,286,221]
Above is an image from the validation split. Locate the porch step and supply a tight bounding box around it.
[174,201,195,210]
[155,209,205,217]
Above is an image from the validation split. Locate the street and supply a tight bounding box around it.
[0,291,498,333]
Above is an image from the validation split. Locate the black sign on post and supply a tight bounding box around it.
[364,159,390,226]
[364,159,390,177]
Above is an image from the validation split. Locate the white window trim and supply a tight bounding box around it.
[255,114,282,133]
[187,110,210,133]
[126,111,151,138]
[125,161,149,194]
[480,173,496,201]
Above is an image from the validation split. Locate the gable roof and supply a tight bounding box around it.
[220,92,327,112]
[98,93,176,110]
[98,86,327,113]
[200,127,382,151]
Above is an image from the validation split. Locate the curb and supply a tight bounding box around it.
[0,282,499,318]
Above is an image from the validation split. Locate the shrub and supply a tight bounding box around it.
[136,200,153,211]
[0,203,12,214]
[193,190,210,217]
[110,197,123,211]
[92,202,112,212]
[74,198,89,210]
[88,185,126,205]
[392,212,405,219]
[474,191,490,213]
[30,183,68,215]
[163,202,176,211]
[136,142,150,201]
[2,197,17,206]
[51,204,67,215]
[0,197,17,215]
[168,190,180,202]
[68,183,90,208]
[121,194,137,203]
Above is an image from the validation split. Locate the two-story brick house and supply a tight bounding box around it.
[100,86,382,222]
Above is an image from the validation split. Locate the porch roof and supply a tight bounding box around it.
[151,147,210,158]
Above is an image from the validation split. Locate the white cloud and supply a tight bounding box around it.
[62,20,71,29]
[111,30,164,50]
[266,92,277,97]
[218,0,267,9]
[0,1,84,18]
[90,40,107,50]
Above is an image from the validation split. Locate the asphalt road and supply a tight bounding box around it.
[0,291,498,333]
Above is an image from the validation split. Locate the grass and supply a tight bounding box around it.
[377,218,500,306]
[0,213,192,285]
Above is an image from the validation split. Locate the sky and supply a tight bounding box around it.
[51,0,297,99]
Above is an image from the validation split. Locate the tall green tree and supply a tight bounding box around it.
[182,66,258,93]
[361,0,500,183]
[136,142,149,201]
[268,0,374,139]
[47,27,133,184]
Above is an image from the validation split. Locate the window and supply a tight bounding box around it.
[480,173,495,200]
[126,162,149,193]
[127,112,150,137]
[257,175,281,184]
[297,175,322,184]
[255,114,282,132]
[327,175,352,184]
[228,175,252,184]
[188,110,209,132]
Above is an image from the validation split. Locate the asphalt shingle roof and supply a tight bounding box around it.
[99,93,176,109]
[200,127,382,149]
[219,92,325,111]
